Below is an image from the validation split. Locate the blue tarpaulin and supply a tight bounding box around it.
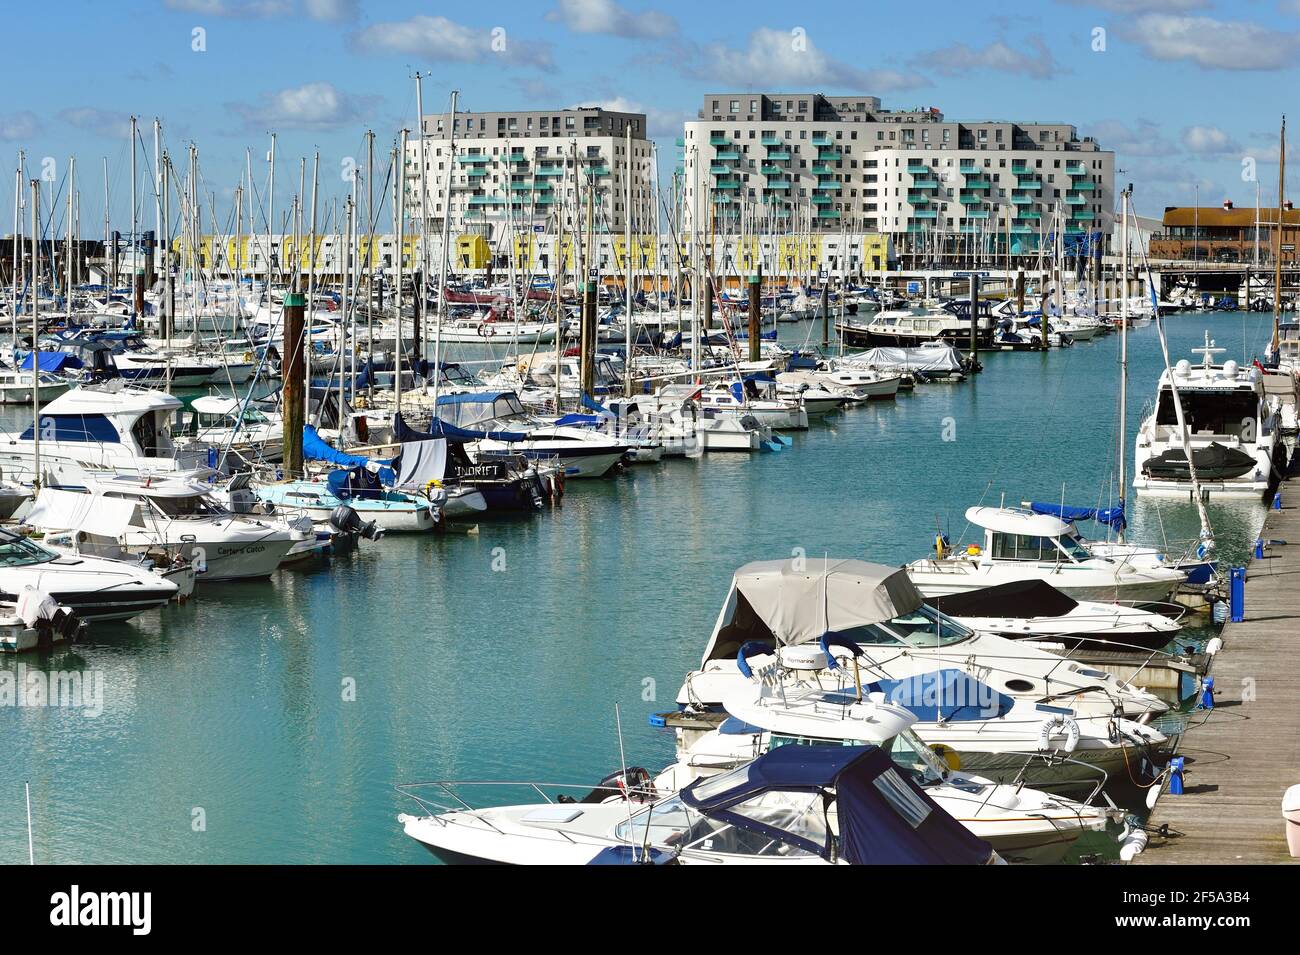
[19,351,78,372]
[1028,500,1126,531]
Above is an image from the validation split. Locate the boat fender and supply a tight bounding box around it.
[1118,827,1148,862]
[1205,636,1223,657]
[1037,714,1080,752]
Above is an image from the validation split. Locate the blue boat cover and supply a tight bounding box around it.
[1028,500,1126,531]
[858,669,1015,723]
[554,413,602,427]
[580,392,616,417]
[393,412,438,443]
[680,745,991,865]
[19,351,78,372]
[426,416,529,442]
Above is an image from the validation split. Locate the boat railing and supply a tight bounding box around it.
[1001,751,1110,807]
[394,780,658,840]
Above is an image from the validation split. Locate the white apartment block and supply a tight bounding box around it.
[405,106,657,243]
[681,93,1114,260]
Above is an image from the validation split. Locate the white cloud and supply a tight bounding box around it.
[0,111,40,141]
[1182,125,1242,154]
[57,107,135,139]
[227,82,378,130]
[162,0,293,16]
[352,15,553,69]
[303,0,357,21]
[1084,118,1176,157]
[912,37,1059,79]
[1060,0,1208,10]
[548,0,676,39]
[699,28,928,91]
[1123,14,1300,70]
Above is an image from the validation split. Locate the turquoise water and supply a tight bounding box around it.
[0,311,1276,863]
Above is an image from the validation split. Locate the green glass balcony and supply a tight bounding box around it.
[713,193,737,204]
[1011,194,1035,205]
[509,181,534,191]
[907,163,930,173]
[811,194,833,205]
[761,136,783,146]
[506,154,529,164]
[912,209,939,220]
[810,164,835,174]
[1010,225,1036,234]
[1065,194,1087,205]
[905,224,931,233]
[1072,180,1097,191]
[812,134,834,146]
[765,150,791,160]
[817,208,841,218]
[907,192,932,204]
[466,169,489,179]
[1065,226,1085,235]
[911,176,939,189]
[963,177,992,189]
[535,194,558,205]
[1017,210,1042,220]
[457,154,491,165]
[709,136,731,146]
[585,165,610,177]
[467,195,504,205]
[535,165,564,177]
[715,150,741,161]
[1071,210,1097,221]
[958,195,984,205]
[813,182,840,192]
[965,210,990,219]
[714,180,741,190]
[765,180,791,190]
[1011,163,1030,173]
[710,165,731,174]
[761,165,785,175]
[1016,179,1042,191]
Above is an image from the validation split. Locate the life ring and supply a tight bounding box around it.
[423,478,443,499]
[477,323,495,338]
[930,743,961,772]
[1037,714,1081,753]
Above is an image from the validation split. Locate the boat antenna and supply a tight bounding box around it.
[25,780,34,864]
[613,703,641,863]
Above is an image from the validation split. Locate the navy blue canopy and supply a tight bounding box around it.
[1028,500,1126,531]
[680,745,992,865]
[425,416,530,442]
[859,669,1015,723]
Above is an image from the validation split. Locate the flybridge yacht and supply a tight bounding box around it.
[676,559,1170,723]
[0,384,211,487]
[836,302,993,350]
[1133,334,1285,499]
[906,507,1187,603]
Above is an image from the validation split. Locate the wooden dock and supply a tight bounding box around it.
[1137,481,1300,865]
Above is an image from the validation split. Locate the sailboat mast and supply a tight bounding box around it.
[1273,115,1286,353]
[431,90,458,406]
[1118,186,1130,543]
[624,124,633,397]
[30,177,40,490]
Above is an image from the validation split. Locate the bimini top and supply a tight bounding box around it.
[964,506,1070,538]
[679,744,993,865]
[701,559,922,664]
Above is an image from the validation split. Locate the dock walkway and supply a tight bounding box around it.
[1137,480,1300,865]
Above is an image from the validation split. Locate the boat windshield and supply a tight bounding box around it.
[0,534,58,567]
[1055,532,1092,562]
[881,604,973,647]
[145,494,228,519]
[884,730,948,786]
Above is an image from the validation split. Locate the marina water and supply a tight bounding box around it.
[0,312,1271,863]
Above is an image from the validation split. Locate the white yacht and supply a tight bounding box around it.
[676,559,1171,722]
[0,527,179,622]
[657,666,1109,863]
[25,480,304,581]
[1133,334,1285,499]
[0,384,210,487]
[906,507,1187,603]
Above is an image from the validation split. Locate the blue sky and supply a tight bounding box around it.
[1,0,1295,233]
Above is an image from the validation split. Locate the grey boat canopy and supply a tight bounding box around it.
[700,558,923,665]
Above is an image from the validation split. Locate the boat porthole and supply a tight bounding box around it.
[1005,679,1035,692]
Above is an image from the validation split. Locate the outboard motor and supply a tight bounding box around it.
[329,503,383,541]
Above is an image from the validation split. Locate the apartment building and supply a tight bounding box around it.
[681,92,1114,262]
[405,106,657,242]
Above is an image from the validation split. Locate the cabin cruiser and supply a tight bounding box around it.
[397,743,1000,865]
[24,480,304,581]
[839,344,967,382]
[907,507,1187,603]
[656,656,1109,863]
[0,383,211,487]
[432,391,630,479]
[0,527,179,622]
[926,580,1182,653]
[836,302,992,350]
[0,363,70,405]
[1133,335,1285,499]
[174,395,284,465]
[676,559,1170,722]
[699,379,809,431]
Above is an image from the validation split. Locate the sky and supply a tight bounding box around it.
[0,0,1294,236]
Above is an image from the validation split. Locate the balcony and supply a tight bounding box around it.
[709,136,731,146]
[907,192,932,204]
[813,182,840,192]
[817,208,841,218]
[760,165,785,176]
[911,176,939,189]
[913,209,939,220]
[714,179,741,190]
[1072,180,1098,191]
[811,194,833,205]
[710,165,731,174]
[457,155,491,165]
[765,180,791,190]
[1072,210,1097,221]
[1065,193,1087,206]
[905,224,932,233]
[505,154,529,165]
[812,134,834,146]
[509,181,534,191]
[713,193,737,204]
[715,150,742,161]
[965,210,990,219]
[815,147,839,159]
[1011,194,1035,205]
[1016,179,1042,191]
[534,165,565,177]
[1016,210,1042,220]
[761,136,783,146]
[585,165,610,177]
[907,163,930,173]
[467,195,504,205]
[466,169,489,179]
[963,177,992,189]
[958,195,984,205]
